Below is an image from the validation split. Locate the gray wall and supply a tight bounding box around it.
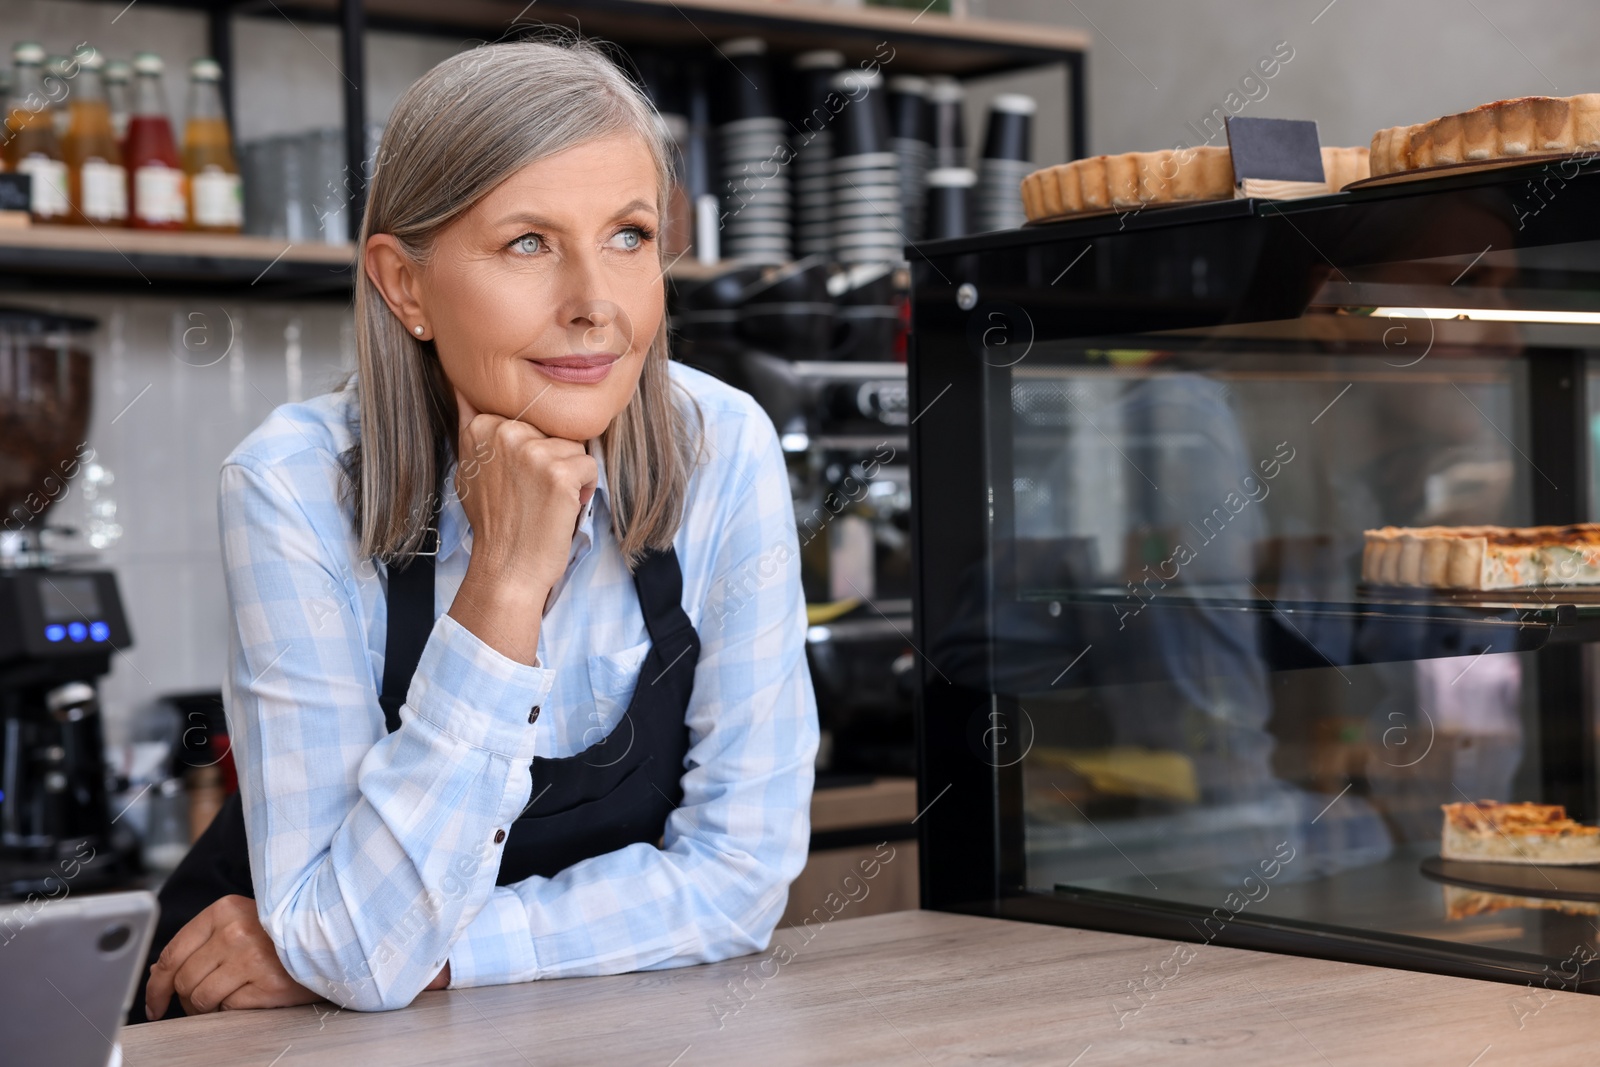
[972,0,1600,167]
[6,0,1595,745]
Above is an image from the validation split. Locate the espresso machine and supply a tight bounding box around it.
[0,306,140,900]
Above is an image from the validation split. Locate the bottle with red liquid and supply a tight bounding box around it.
[125,51,185,230]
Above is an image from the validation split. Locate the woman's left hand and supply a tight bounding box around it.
[145,894,324,1018]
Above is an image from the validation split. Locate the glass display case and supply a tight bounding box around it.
[907,158,1600,994]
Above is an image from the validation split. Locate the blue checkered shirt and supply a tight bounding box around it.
[217,362,817,1011]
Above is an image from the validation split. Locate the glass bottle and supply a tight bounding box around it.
[3,42,70,223]
[105,59,131,150]
[124,51,184,230]
[63,47,127,226]
[183,57,240,233]
[45,55,72,140]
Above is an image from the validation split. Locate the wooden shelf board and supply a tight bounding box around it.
[0,227,879,293]
[258,0,1087,74]
[0,224,352,296]
[0,224,353,265]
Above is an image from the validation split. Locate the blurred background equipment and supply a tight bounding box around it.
[0,306,141,902]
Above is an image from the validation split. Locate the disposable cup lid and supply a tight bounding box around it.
[927,168,978,187]
[794,50,844,71]
[990,94,1038,116]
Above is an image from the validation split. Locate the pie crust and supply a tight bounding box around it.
[1441,800,1600,866]
[1370,94,1600,177]
[1361,524,1600,590]
[1021,145,1370,222]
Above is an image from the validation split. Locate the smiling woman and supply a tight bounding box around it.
[131,36,817,1024]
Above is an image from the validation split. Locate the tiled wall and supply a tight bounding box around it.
[0,0,465,744]
[32,296,355,746]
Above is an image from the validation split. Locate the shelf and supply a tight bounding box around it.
[0,224,354,298]
[790,360,907,379]
[0,228,840,297]
[259,0,1087,76]
[992,583,1600,679]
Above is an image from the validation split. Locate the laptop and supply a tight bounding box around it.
[0,890,158,1067]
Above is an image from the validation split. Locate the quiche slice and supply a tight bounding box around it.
[1370,94,1600,176]
[1361,524,1600,589]
[1021,145,1370,222]
[1441,800,1600,866]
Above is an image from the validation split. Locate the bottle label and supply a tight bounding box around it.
[134,164,186,224]
[80,160,128,222]
[18,155,69,219]
[192,168,242,228]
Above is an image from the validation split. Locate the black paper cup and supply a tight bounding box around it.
[793,49,844,129]
[720,37,775,122]
[925,167,975,240]
[889,75,931,144]
[981,94,1036,162]
[831,69,891,159]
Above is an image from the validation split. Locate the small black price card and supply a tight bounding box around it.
[0,173,31,214]
[1226,116,1324,183]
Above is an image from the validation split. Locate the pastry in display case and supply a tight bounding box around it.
[1362,523,1600,588]
[909,150,1600,994]
[1440,800,1600,865]
[1369,93,1600,177]
[1021,144,1369,221]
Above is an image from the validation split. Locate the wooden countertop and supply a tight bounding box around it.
[810,776,916,833]
[121,909,1600,1065]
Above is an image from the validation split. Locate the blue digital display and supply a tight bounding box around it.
[67,621,88,642]
[44,624,66,642]
[89,621,109,642]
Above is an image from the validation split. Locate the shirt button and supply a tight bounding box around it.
[528,705,541,723]
[494,828,506,844]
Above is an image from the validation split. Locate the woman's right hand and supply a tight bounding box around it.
[447,386,597,664]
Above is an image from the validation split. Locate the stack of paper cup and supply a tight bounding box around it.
[889,75,931,243]
[791,50,843,260]
[975,93,1035,233]
[717,37,791,264]
[830,68,903,265]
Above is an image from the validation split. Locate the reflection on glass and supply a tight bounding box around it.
[976,321,1571,955]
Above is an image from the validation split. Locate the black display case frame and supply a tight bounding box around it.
[905,156,1600,995]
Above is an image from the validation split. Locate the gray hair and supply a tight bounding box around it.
[340,35,702,569]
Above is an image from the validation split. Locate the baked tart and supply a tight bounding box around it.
[1022,145,1370,222]
[1369,94,1600,177]
[1362,524,1600,590]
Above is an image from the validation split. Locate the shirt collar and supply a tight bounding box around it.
[436,434,610,565]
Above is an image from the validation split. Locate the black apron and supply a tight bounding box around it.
[128,533,698,1024]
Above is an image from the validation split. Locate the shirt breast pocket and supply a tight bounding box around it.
[579,639,650,757]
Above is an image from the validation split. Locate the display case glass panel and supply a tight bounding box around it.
[910,162,1600,992]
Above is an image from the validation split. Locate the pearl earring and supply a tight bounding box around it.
[413,325,425,336]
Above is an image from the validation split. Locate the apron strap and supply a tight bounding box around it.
[378,497,440,734]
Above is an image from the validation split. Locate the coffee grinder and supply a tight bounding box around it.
[0,307,140,900]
